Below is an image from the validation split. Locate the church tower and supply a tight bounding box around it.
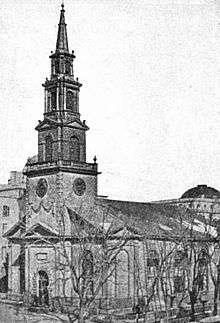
[23,4,98,223]
[38,3,88,164]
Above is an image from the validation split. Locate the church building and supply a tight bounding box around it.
[0,4,219,315]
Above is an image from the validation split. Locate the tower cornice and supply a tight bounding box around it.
[23,160,99,178]
[49,51,75,59]
[35,117,89,131]
[42,77,82,88]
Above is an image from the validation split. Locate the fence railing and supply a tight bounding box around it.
[0,293,214,323]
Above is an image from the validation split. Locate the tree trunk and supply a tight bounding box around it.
[213,285,218,316]
[170,295,175,308]
[78,308,86,323]
[189,292,196,322]
[190,301,195,322]
[213,266,220,316]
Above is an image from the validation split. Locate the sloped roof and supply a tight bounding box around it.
[96,198,211,241]
[67,208,100,237]
[4,198,214,244]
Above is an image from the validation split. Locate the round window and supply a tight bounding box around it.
[36,178,48,198]
[73,178,86,196]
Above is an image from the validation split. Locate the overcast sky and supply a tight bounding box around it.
[1,0,220,202]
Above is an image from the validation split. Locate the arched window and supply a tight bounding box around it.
[45,135,53,162]
[82,250,93,296]
[55,60,59,74]
[147,249,159,267]
[51,91,56,110]
[198,249,208,266]
[115,250,130,298]
[3,205,9,217]
[174,275,185,293]
[66,90,77,112]
[174,250,187,267]
[70,136,80,162]
[65,61,71,75]
[38,270,49,306]
[48,90,56,111]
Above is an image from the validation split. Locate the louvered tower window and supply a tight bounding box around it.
[70,136,80,162]
[66,90,77,112]
[45,135,53,162]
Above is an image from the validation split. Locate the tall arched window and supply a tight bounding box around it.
[115,250,130,298]
[45,135,53,162]
[82,250,94,296]
[65,61,71,75]
[147,249,159,267]
[38,270,49,306]
[66,90,77,112]
[70,136,80,162]
[51,91,56,111]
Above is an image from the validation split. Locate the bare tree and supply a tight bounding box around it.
[186,203,220,316]
[181,239,209,321]
[201,216,220,316]
[132,237,182,323]
[131,206,212,323]
[160,247,188,317]
[46,203,131,323]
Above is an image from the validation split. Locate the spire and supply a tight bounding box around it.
[56,3,69,53]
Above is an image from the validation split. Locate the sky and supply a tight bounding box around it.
[1,0,220,202]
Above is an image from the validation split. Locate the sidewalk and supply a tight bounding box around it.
[0,302,69,323]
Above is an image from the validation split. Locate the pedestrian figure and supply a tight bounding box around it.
[134,303,141,323]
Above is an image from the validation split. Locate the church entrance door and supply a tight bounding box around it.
[38,270,49,306]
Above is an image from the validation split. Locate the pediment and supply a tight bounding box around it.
[65,119,89,130]
[3,220,24,238]
[2,220,57,241]
[22,222,58,238]
[35,118,59,131]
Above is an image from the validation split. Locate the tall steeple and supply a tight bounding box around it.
[41,3,81,124]
[28,4,96,168]
[56,4,69,54]
[49,4,76,81]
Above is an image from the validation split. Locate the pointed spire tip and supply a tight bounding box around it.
[56,1,69,53]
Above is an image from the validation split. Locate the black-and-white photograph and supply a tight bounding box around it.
[1,0,220,322]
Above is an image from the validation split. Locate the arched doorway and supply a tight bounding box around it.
[38,270,49,306]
